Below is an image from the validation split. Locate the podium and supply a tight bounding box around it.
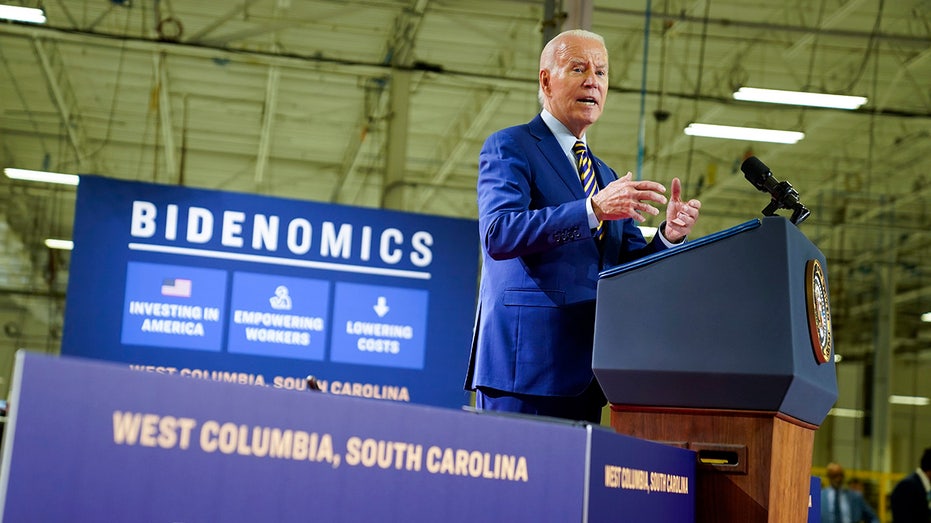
[592,217,838,522]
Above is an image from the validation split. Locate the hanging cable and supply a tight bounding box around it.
[845,0,886,93]
[635,0,651,181]
[85,4,133,161]
[683,0,713,192]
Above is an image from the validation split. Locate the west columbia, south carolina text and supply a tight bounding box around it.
[112,410,529,482]
[129,364,413,402]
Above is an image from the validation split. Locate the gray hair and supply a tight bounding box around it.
[538,29,606,106]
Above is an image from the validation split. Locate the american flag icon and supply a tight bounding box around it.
[161,278,192,298]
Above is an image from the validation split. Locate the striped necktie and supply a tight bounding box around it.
[573,140,604,240]
[833,489,842,523]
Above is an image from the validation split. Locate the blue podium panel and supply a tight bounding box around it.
[586,428,695,522]
[0,353,695,523]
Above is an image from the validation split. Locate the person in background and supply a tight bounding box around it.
[847,478,866,495]
[821,462,880,523]
[890,447,931,523]
[464,29,701,423]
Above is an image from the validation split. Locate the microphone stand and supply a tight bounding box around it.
[759,181,810,226]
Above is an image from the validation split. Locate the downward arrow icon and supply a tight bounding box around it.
[373,296,390,317]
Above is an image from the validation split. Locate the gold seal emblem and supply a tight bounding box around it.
[805,259,833,364]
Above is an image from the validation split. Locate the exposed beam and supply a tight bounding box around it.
[328,84,388,203]
[598,6,931,47]
[874,45,931,112]
[255,64,280,190]
[154,52,178,182]
[332,0,430,207]
[32,38,91,171]
[185,0,264,43]
[411,88,504,212]
[410,21,520,212]
[200,20,304,47]
[783,0,869,57]
[0,23,387,79]
[382,70,411,210]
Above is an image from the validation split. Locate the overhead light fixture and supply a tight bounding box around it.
[889,395,930,407]
[44,239,73,251]
[828,407,864,419]
[921,312,931,322]
[684,123,805,144]
[733,87,867,110]
[3,168,79,186]
[0,5,46,24]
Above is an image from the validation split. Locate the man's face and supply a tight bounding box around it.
[540,35,608,138]
[827,467,844,489]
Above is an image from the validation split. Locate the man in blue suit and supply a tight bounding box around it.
[465,29,701,423]
[821,462,880,523]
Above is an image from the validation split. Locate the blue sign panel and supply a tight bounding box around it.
[62,176,479,409]
[0,353,588,523]
[121,261,228,351]
[330,282,428,369]
[227,272,330,360]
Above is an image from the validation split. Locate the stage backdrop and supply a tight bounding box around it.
[61,176,479,409]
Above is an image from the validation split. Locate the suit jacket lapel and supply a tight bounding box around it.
[528,115,585,198]
[590,154,614,191]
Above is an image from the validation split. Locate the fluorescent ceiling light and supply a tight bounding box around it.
[733,87,867,110]
[4,168,79,186]
[829,408,864,419]
[0,5,46,24]
[684,123,805,144]
[44,239,73,251]
[889,395,930,406]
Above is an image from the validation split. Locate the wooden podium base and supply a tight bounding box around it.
[610,405,816,523]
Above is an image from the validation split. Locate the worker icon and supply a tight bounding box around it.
[269,285,292,310]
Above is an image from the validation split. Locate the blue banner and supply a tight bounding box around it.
[809,475,821,522]
[62,176,479,409]
[0,352,695,522]
[0,353,587,522]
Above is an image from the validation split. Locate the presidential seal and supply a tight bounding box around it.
[805,259,833,364]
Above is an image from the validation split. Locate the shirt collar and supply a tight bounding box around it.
[541,109,585,159]
[918,468,931,493]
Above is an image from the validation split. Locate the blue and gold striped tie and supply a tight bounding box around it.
[573,140,604,240]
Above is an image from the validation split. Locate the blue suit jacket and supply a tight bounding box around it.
[465,115,666,397]
[821,487,880,523]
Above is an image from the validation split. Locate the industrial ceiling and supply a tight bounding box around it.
[0,0,929,470]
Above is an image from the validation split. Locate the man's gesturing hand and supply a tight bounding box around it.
[663,177,701,243]
[591,172,667,223]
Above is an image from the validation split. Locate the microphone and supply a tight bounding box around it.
[740,156,810,225]
[305,375,323,392]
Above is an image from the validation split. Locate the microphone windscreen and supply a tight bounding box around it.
[740,156,770,190]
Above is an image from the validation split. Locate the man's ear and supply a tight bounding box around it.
[539,70,550,96]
